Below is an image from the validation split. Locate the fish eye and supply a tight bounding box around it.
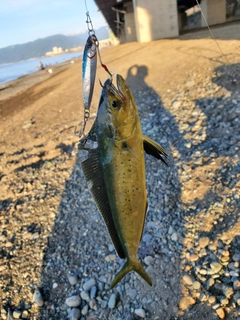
[112,101,118,108]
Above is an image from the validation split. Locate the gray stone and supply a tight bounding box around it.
[108,293,117,309]
[144,256,154,265]
[65,295,81,307]
[147,221,156,229]
[233,253,240,262]
[83,278,96,291]
[80,290,90,302]
[33,289,44,307]
[90,286,97,299]
[135,308,146,318]
[52,282,58,289]
[89,299,97,310]
[69,308,81,320]
[68,274,78,286]
[171,232,178,242]
[105,254,116,262]
[108,244,114,252]
[142,234,152,242]
[81,305,88,316]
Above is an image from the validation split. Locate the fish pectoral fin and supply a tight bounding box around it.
[79,146,126,260]
[143,136,169,166]
[110,257,152,289]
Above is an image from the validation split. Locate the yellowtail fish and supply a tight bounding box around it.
[79,75,169,289]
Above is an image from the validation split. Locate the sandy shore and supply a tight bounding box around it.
[0,23,240,320]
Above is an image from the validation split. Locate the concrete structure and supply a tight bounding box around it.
[133,0,179,42]
[94,0,231,43]
[200,0,226,27]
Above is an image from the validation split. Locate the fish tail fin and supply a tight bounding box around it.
[110,258,152,289]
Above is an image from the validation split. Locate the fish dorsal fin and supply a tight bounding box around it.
[79,135,126,259]
[143,135,169,166]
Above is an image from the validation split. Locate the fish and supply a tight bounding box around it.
[78,74,169,289]
[82,34,98,120]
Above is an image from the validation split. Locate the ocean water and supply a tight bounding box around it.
[0,51,83,85]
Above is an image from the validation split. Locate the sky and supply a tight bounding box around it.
[0,0,107,49]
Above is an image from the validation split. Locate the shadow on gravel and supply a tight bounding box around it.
[38,63,239,320]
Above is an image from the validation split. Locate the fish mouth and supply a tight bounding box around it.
[103,75,126,101]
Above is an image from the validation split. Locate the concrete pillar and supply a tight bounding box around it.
[133,0,179,42]
[201,0,226,27]
[125,12,137,42]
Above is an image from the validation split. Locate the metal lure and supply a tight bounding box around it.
[82,34,98,120]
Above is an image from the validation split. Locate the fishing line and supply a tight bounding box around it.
[196,0,239,83]
[84,0,112,77]
[196,0,232,66]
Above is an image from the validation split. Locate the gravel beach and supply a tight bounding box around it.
[0,23,240,320]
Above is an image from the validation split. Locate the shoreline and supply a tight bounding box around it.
[0,56,82,102]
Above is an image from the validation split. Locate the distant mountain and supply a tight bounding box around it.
[0,26,109,65]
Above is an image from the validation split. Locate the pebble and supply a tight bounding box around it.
[233,253,240,262]
[220,298,229,306]
[105,254,116,262]
[144,256,154,265]
[68,274,78,286]
[134,308,146,318]
[216,308,225,319]
[108,244,115,252]
[69,308,81,320]
[234,280,240,290]
[83,278,96,291]
[182,275,193,285]
[12,310,21,319]
[210,262,222,273]
[108,293,117,309]
[81,305,89,316]
[21,311,28,319]
[90,286,97,299]
[171,232,178,242]
[52,282,58,289]
[222,285,234,298]
[208,296,216,304]
[199,237,210,248]
[189,253,199,262]
[65,295,81,307]
[80,290,90,302]
[193,281,201,290]
[179,297,195,310]
[172,100,182,109]
[89,299,97,310]
[206,277,215,289]
[33,289,44,307]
